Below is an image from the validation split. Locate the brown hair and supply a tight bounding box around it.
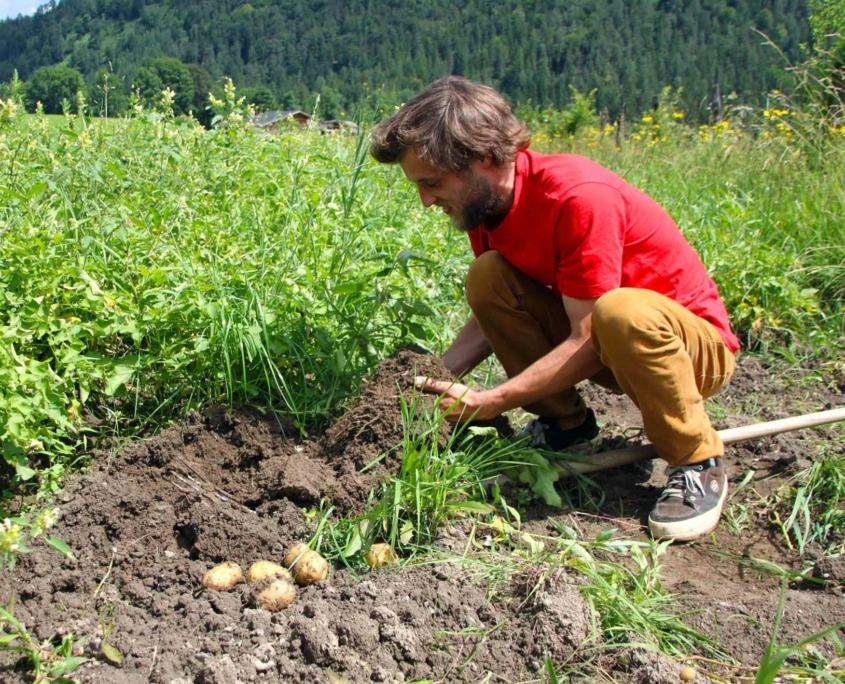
[370,76,530,172]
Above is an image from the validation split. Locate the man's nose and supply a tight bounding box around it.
[418,185,437,208]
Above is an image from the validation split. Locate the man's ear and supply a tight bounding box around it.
[469,156,494,173]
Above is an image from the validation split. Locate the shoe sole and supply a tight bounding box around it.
[648,478,728,543]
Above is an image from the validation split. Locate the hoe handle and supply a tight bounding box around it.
[556,407,845,477]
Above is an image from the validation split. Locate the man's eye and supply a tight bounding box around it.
[423,180,440,189]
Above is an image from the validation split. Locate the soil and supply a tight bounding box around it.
[1,346,843,684]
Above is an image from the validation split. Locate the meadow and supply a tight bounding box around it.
[0,88,843,682]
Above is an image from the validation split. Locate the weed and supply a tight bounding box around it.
[0,508,72,570]
[773,445,845,556]
[316,389,533,562]
[0,605,86,683]
[754,583,845,684]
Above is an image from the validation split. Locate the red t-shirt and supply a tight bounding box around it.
[468,149,740,352]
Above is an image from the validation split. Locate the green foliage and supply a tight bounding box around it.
[0,0,813,123]
[135,56,194,115]
[0,109,464,491]
[240,85,276,113]
[90,67,129,117]
[755,583,844,683]
[809,0,845,51]
[516,87,600,144]
[317,399,530,562]
[23,64,85,114]
[565,527,728,658]
[475,524,728,661]
[776,446,845,556]
[186,63,216,127]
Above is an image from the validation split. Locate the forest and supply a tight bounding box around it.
[0,0,812,120]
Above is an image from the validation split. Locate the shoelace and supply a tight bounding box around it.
[658,466,706,512]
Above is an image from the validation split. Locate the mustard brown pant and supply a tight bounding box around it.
[466,251,737,466]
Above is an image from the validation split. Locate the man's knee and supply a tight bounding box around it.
[592,288,673,361]
[466,250,508,311]
[592,288,646,337]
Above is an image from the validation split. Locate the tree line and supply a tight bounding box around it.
[0,0,813,122]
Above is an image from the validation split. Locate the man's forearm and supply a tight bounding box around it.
[488,335,603,413]
[442,316,492,377]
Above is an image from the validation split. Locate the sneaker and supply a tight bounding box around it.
[648,458,727,542]
[520,408,601,453]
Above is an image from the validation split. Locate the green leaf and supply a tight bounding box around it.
[15,460,37,481]
[467,425,499,438]
[510,452,562,507]
[451,501,494,515]
[399,520,414,545]
[342,525,363,558]
[44,535,75,559]
[101,643,124,665]
[104,364,135,396]
[333,280,366,295]
[50,656,88,676]
[595,528,618,542]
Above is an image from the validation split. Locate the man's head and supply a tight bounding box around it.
[369,76,530,173]
[371,77,529,231]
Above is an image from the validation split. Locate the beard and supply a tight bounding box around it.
[451,173,510,232]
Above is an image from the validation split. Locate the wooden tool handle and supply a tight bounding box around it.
[556,407,845,477]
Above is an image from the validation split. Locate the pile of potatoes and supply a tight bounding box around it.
[201,544,329,612]
[201,542,398,612]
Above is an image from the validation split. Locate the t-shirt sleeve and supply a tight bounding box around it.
[555,183,626,299]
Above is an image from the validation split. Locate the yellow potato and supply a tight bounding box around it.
[201,561,243,591]
[246,560,292,583]
[364,543,397,568]
[283,543,309,567]
[255,577,297,612]
[679,665,696,682]
[284,544,328,585]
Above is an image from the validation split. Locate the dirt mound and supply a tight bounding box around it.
[1,350,843,683]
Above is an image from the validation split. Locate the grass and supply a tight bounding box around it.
[313,392,533,564]
[774,444,845,557]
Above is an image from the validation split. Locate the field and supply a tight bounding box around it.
[0,97,843,683]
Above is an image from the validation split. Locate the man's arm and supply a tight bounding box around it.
[417,296,603,421]
[442,316,492,378]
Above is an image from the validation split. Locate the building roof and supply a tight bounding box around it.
[251,110,312,127]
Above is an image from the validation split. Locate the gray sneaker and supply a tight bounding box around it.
[520,408,601,453]
[648,458,727,542]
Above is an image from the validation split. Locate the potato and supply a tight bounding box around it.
[246,560,292,583]
[284,544,328,585]
[201,561,243,591]
[679,666,696,682]
[364,543,397,568]
[254,577,297,612]
[283,543,309,567]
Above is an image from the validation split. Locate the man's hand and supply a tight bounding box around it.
[414,376,503,423]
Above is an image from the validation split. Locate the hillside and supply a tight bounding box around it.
[0,0,812,119]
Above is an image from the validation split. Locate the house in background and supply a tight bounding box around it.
[251,110,313,132]
[251,110,360,135]
[318,119,360,135]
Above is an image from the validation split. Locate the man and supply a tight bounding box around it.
[370,76,739,542]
